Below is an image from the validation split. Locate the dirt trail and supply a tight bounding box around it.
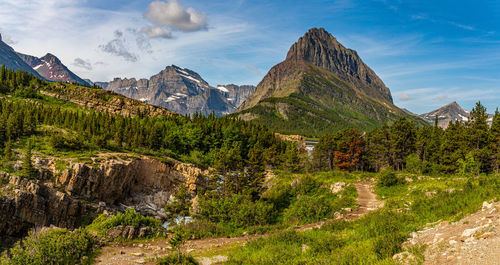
[95,181,383,265]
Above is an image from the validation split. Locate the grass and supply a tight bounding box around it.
[225,172,500,264]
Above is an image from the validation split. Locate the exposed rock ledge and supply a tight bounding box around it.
[0,155,208,240]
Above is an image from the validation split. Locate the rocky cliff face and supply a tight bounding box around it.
[0,34,44,79]
[102,65,253,116]
[0,155,208,240]
[55,156,207,218]
[0,173,89,238]
[215,84,255,108]
[16,52,89,85]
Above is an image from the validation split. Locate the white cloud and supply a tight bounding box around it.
[141,26,172,38]
[144,0,207,32]
[398,93,411,101]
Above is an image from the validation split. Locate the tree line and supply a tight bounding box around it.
[313,102,500,175]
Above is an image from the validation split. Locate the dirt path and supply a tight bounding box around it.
[95,181,383,265]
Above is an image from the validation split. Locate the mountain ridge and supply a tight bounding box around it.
[16,52,89,85]
[102,65,255,116]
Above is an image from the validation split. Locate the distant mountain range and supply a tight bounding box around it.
[98,65,255,116]
[16,52,89,85]
[420,101,494,128]
[236,28,426,137]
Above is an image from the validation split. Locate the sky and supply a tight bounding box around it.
[0,0,499,114]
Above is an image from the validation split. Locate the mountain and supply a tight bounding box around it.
[16,52,89,85]
[236,28,425,137]
[215,84,256,107]
[0,33,44,78]
[102,65,254,116]
[420,101,494,128]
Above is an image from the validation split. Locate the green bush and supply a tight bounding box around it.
[88,208,162,237]
[197,194,275,228]
[378,171,405,187]
[282,192,347,225]
[1,228,95,265]
[405,154,422,174]
[50,133,84,151]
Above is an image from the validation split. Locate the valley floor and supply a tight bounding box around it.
[94,180,383,265]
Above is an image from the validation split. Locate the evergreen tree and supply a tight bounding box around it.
[441,121,467,173]
[390,118,417,171]
[22,139,36,179]
[468,101,492,173]
[3,137,12,162]
[490,109,500,173]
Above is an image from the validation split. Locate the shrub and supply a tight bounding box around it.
[88,208,162,237]
[196,194,275,227]
[1,228,95,265]
[50,134,83,151]
[405,154,422,174]
[378,171,405,187]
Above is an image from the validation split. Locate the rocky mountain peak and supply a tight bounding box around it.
[0,33,2,42]
[15,52,88,85]
[420,101,470,128]
[284,27,393,103]
[41,53,61,64]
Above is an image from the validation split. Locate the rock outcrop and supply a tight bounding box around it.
[0,154,208,241]
[0,173,89,238]
[55,156,207,218]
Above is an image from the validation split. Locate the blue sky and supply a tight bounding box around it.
[0,0,499,114]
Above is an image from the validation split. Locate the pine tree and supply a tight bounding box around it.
[468,101,492,173]
[3,137,12,162]
[490,108,500,173]
[22,139,36,179]
[390,118,417,171]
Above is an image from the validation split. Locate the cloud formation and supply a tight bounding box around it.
[144,0,207,32]
[72,58,92,70]
[141,26,172,38]
[399,93,411,101]
[99,30,138,62]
